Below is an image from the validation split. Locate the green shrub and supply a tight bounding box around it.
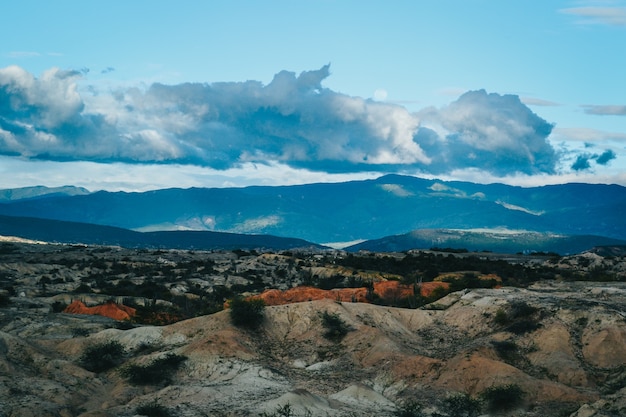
[260,403,298,417]
[321,311,350,342]
[115,320,135,330]
[0,293,10,307]
[493,308,509,325]
[509,301,537,319]
[136,401,172,417]
[481,384,524,413]
[80,340,125,373]
[442,393,481,417]
[493,301,541,334]
[229,296,265,330]
[50,300,67,313]
[491,340,519,361]
[72,327,90,337]
[506,319,541,335]
[73,283,92,293]
[395,400,425,417]
[121,353,187,385]
[575,317,589,327]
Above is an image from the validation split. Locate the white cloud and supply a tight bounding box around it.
[0,66,583,183]
[521,97,560,107]
[0,156,383,192]
[561,6,626,26]
[582,104,626,115]
[423,166,626,188]
[0,66,83,128]
[7,51,41,58]
[552,127,626,143]
[416,90,558,175]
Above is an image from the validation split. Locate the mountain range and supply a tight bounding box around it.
[0,174,625,253]
[0,215,322,251]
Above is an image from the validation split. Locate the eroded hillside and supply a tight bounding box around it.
[1,241,626,416]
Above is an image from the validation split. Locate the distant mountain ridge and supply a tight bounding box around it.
[0,175,624,246]
[0,215,323,251]
[0,185,90,202]
[344,228,626,255]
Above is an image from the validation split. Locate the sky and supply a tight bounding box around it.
[1,0,625,191]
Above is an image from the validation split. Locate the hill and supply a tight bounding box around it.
[0,175,624,245]
[2,284,626,416]
[346,228,626,255]
[0,214,324,251]
[1,242,626,416]
[0,185,90,202]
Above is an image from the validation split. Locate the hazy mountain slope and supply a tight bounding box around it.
[345,228,626,255]
[0,185,90,202]
[0,215,323,250]
[0,175,624,243]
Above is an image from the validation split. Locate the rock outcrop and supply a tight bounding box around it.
[254,281,450,306]
[63,300,136,321]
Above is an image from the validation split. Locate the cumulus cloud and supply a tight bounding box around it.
[416,90,557,175]
[0,65,560,177]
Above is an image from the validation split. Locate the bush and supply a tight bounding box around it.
[260,403,297,417]
[229,296,265,330]
[395,400,425,417]
[72,327,90,337]
[493,308,509,326]
[481,384,524,413]
[73,283,92,293]
[509,301,537,319]
[121,353,187,385]
[50,300,67,313]
[136,401,172,417]
[321,311,350,342]
[491,340,519,361]
[80,340,125,373]
[442,393,481,417]
[493,301,541,334]
[0,293,10,307]
[506,319,541,335]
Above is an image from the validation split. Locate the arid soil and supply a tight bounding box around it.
[1,240,626,416]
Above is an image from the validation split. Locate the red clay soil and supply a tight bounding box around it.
[64,300,136,321]
[253,281,450,307]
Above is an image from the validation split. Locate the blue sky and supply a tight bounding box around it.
[1,0,625,191]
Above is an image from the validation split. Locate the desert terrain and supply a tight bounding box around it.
[1,239,626,416]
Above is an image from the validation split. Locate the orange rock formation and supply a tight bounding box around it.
[253,281,450,306]
[64,300,136,321]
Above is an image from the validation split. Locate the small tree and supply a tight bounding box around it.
[120,353,187,386]
[136,401,172,417]
[229,296,265,330]
[481,384,524,413]
[442,393,481,417]
[395,400,424,417]
[80,340,125,373]
[0,293,10,307]
[320,311,350,342]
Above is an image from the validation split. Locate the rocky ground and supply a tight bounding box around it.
[1,240,626,416]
